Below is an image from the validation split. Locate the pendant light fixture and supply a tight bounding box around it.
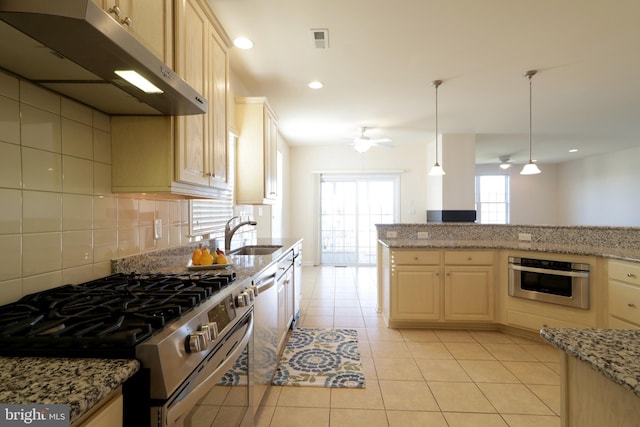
[520,70,542,175]
[429,79,445,176]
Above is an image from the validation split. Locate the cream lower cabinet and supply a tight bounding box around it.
[444,251,495,321]
[277,266,294,354]
[384,249,496,326]
[73,388,122,427]
[608,259,640,329]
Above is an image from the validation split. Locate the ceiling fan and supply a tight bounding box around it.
[352,127,393,153]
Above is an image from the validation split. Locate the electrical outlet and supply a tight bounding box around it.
[417,232,429,239]
[154,219,163,240]
[518,232,532,241]
[386,231,398,238]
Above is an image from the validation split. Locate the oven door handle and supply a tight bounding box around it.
[509,264,589,278]
[165,312,254,427]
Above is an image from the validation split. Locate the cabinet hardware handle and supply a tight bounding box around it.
[414,257,419,261]
[628,303,637,308]
[468,257,472,261]
[542,323,548,328]
[108,5,121,17]
[121,16,133,27]
[627,273,637,278]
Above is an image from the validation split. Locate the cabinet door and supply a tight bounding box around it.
[102,0,172,63]
[207,28,229,187]
[263,107,278,200]
[391,266,441,320]
[175,0,209,187]
[444,267,494,321]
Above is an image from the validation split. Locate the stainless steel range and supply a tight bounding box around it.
[0,272,255,427]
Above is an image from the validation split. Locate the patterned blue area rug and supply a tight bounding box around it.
[272,328,365,388]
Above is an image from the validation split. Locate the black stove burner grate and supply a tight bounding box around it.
[0,271,236,358]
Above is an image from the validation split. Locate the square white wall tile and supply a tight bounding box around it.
[23,191,62,233]
[93,261,112,279]
[156,200,171,225]
[94,228,117,262]
[139,226,155,253]
[62,117,93,159]
[22,271,62,295]
[93,128,111,164]
[20,81,60,113]
[21,147,62,192]
[61,98,92,125]
[117,198,138,228]
[156,226,170,250]
[139,199,155,227]
[22,232,62,276]
[0,189,21,234]
[0,95,20,144]
[20,104,62,152]
[169,224,182,247]
[0,279,22,305]
[62,194,93,231]
[62,265,95,286]
[117,226,140,257]
[0,70,19,100]
[169,200,182,225]
[94,195,118,229]
[0,234,21,281]
[62,230,93,268]
[94,162,112,196]
[0,141,21,188]
[62,155,93,194]
[92,111,110,132]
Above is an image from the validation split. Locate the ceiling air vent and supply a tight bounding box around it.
[310,29,329,49]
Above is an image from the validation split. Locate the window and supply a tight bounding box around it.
[475,175,509,224]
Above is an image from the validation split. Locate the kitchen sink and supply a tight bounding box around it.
[229,245,283,256]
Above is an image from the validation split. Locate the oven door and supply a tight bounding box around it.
[153,309,254,427]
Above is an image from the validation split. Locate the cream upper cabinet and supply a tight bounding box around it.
[175,0,229,189]
[98,0,173,63]
[235,97,279,204]
[444,251,495,321]
[110,0,231,198]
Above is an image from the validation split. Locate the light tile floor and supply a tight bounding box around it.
[255,266,561,427]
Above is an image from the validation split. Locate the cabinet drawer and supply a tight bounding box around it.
[392,250,440,265]
[507,310,589,331]
[609,282,640,325]
[609,260,640,286]
[608,315,640,330]
[445,251,494,265]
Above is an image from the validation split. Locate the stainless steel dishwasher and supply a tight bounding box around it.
[252,264,278,415]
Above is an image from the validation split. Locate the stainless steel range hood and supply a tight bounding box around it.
[0,0,207,116]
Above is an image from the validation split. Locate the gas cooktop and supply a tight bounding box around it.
[0,272,236,359]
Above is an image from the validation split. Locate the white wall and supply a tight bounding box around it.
[557,146,640,226]
[289,143,428,264]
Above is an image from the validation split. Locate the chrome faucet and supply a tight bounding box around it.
[224,216,257,252]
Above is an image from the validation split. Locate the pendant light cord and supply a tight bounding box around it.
[528,73,533,162]
[432,80,443,165]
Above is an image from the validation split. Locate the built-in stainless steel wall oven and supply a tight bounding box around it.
[508,256,590,309]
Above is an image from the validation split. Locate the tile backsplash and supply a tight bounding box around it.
[0,70,192,305]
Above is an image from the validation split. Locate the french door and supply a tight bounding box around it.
[320,174,398,265]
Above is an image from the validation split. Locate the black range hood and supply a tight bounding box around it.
[0,0,207,116]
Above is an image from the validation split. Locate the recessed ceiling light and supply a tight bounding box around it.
[308,81,324,89]
[569,148,578,153]
[233,37,254,49]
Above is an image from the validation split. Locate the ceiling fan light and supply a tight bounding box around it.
[499,163,511,170]
[354,141,371,153]
[233,37,254,49]
[520,161,541,175]
[429,162,446,176]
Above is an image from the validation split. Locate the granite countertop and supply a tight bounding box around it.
[540,328,640,398]
[378,238,640,262]
[0,357,140,421]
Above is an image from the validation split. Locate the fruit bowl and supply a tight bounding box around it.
[186,260,232,271]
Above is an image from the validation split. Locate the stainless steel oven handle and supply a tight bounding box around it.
[165,312,254,427]
[509,264,589,278]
